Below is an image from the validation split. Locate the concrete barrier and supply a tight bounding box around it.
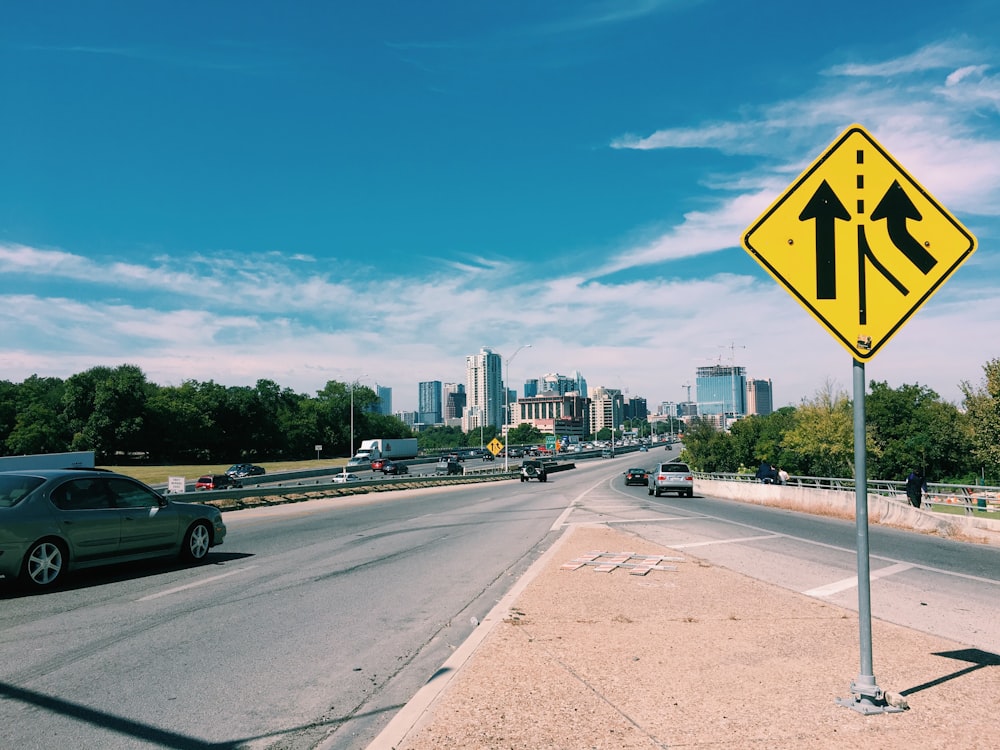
[696,478,1000,547]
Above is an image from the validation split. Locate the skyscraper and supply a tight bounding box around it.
[443,382,465,421]
[746,378,774,416]
[418,380,443,425]
[695,365,746,420]
[375,385,392,416]
[589,386,624,435]
[463,347,503,431]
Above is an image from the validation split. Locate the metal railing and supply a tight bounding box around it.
[696,472,1000,516]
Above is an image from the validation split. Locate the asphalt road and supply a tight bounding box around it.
[2,447,996,750]
[0,471,577,750]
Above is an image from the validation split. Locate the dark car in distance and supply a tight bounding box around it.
[381,461,409,475]
[0,468,226,588]
[435,460,463,476]
[624,468,649,486]
[226,463,265,478]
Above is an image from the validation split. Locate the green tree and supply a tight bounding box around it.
[417,425,467,452]
[960,358,1000,483]
[866,381,974,482]
[507,423,544,446]
[6,375,70,455]
[781,381,855,478]
[63,365,152,461]
[313,381,411,458]
[678,417,731,471]
[0,379,21,453]
[145,381,213,462]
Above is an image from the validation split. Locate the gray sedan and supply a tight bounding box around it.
[0,469,226,589]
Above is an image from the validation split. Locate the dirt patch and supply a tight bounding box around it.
[398,525,999,749]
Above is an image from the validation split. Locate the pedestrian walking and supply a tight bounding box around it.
[905,469,927,508]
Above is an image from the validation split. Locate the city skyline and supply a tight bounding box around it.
[3,3,998,412]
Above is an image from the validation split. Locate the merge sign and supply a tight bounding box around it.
[487,438,504,456]
[742,125,976,360]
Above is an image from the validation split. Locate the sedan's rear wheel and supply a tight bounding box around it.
[181,522,211,562]
[22,539,66,588]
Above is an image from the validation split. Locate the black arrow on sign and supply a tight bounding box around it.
[870,180,938,274]
[799,179,851,299]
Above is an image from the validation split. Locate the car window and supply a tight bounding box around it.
[107,477,162,508]
[661,463,690,472]
[51,478,114,510]
[0,475,45,507]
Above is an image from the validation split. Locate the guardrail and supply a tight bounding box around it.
[698,472,1000,516]
[171,460,575,510]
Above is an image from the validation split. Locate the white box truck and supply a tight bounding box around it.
[0,451,95,471]
[349,438,418,465]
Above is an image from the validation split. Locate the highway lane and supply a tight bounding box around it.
[2,448,996,750]
[0,470,591,750]
[563,455,1000,655]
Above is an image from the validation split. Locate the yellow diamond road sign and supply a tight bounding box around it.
[487,438,504,456]
[742,124,976,360]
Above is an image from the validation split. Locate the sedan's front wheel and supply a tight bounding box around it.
[181,522,211,562]
[22,539,66,588]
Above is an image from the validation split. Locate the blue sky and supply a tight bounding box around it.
[2,0,999,413]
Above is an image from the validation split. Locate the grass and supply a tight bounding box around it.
[100,458,351,486]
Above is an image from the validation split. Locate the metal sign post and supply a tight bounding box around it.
[741,124,976,715]
[833,360,903,713]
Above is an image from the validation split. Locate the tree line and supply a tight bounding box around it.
[678,358,1000,485]
[2,359,998,481]
[0,365,416,464]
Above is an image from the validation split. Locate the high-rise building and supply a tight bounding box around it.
[589,386,624,436]
[695,365,746,419]
[515,393,591,439]
[463,347,503,431]
[395,411,418,426]
[418,381,443,425]
[624,397,648,421]
[375,385,392,416]
[523,379,539,398]
[746,378,774,416]
[571,370,588,398]
[540,373,581,395]
[443,383,465,421]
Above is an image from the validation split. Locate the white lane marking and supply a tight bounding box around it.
[804,562,914,598]
[550,475,620,531]
[669,534,782,549]
[138,566,257,601]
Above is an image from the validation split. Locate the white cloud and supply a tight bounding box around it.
[3,38,997,413]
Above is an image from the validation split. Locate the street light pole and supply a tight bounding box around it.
[504,344,532,472]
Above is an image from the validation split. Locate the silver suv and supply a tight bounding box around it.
[648,462,694,498]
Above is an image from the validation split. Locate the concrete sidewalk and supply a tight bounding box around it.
[369,524,998,750]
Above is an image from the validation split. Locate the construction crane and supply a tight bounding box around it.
[681,382,692,402]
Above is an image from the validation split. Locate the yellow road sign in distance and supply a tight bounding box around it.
[742,125,976,360]
[487,438,504,456]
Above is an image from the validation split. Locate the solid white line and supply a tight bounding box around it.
[669,534,782,549]
[804,562,914,598]
[138,566,257,601]
[550,474,613,531]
